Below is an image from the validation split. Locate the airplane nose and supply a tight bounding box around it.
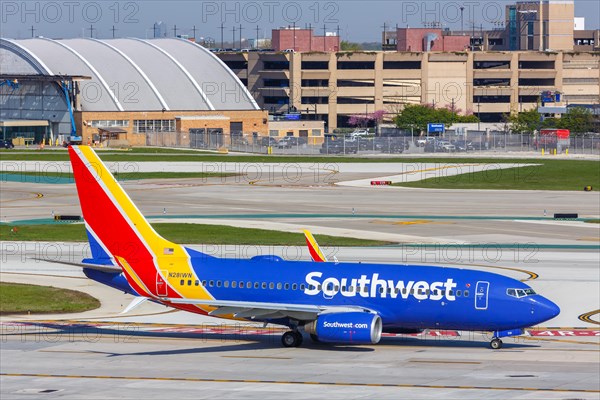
[534,296,560,323]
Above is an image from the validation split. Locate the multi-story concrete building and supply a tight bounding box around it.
[217,50,600,129]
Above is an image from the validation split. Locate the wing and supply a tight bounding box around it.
[164,297,374,321]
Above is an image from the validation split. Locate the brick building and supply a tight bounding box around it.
[272,27,340,52]
[0,37,268,146]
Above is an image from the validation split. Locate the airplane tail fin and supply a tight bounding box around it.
[68,146,189,299]
[303,229,328,262]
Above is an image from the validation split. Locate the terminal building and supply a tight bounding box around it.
[0,38,268,145]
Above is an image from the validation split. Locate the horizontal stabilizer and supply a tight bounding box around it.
[121,297,148,314]
[31,258,121,273]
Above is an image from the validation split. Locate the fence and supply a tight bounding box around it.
[143,131,600,156]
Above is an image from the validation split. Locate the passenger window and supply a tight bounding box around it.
[449,290,454,296]
[224,281,229,288]
[464,290,469,297]
[239,281,244,288]
[402,288,407,295]
[195,280,199,286]
[254,282,259,289]
[379,287,384,294]
[277,283,282,290]
[456,290,462,297]
[180,279,184,285]
[188,280,192,286]
[300,284,306,290]
[202,280,207,287]
[247,281,251,288]
[269,283,274,289]
[216,281,222,288]
[410,289,414,295]
[292,283,298,290]
[231,281,237,288]
[209,280,214,287]
[334,285,339,292]
[284,283,290,290]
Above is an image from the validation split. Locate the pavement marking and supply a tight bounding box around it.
[409,360,481,365]
[221,355,292,360]
[1,373,598,393]
[578,309,600,325]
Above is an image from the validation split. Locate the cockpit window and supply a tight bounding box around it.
[507,288,536,298]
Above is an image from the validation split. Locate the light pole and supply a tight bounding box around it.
[477,101,481,131]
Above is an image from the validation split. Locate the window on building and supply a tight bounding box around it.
[473,95,511,103]
[338,61,375,70]
[382,61,421,69]
[519,78,555,86]
[473,61,510,69]
[302,79,329,87]
[133,119,175,133]
[263,79,289,88]
[263,60,289,70]
[337,80,374,87]
[301,61,329,70]
[301,96,328,104]
[90,120,130,128]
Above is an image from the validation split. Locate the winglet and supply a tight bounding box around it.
[303,229,328,262]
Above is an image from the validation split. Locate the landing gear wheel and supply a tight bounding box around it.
[490,338,503,350]
[282,331,303,348]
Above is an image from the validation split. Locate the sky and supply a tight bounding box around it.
[1,0,598,42]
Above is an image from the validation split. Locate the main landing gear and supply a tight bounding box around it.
[490,338,503,349]
[281,330,303,347]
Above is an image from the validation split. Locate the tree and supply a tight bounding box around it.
[393,104,479,133]
[506,108,542,134]
[340,41,362,51]
[507,106,596,135]
[557,107,594,134]
[349,110,385,128]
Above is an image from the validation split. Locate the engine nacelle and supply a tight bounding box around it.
[305,312,382,344]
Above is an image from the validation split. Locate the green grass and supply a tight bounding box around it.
[0,282,100,314]
[0,171,238,182]
[0,223,391,246]
[585,219,600,224]
[393,160,599,191]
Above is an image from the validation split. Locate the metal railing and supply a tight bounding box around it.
[143,131,600,156]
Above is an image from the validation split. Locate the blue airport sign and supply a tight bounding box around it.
[427,123,445,133]
[284,113,301,121]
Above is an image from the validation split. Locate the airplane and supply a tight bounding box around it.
[68,145,560,349]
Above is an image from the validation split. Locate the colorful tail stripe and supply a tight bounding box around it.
[303,230,328,262]
[68,146,213,308]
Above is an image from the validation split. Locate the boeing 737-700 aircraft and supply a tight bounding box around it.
[68,146,559,349]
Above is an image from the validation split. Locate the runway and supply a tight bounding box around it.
[1,161,599,399]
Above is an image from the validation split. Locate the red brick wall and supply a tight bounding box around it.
[272,29,339,52]
[442,36,470,51]
[396,28,468,52]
